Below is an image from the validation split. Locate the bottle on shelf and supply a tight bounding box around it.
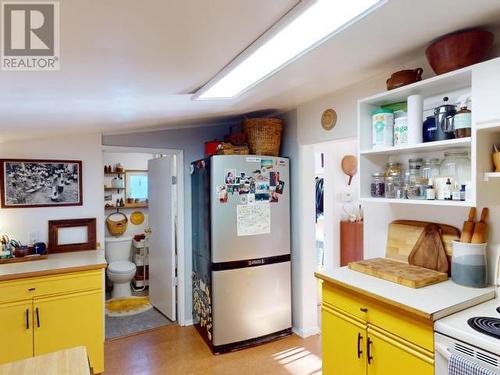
[443,178,452,200]
[426,179,436,200]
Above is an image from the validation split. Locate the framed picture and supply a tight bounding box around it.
[48,218,96,253]
[0,159,83,208]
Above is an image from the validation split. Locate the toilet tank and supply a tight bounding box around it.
[105,236,133,263]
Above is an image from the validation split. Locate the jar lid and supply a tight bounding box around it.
[386,162,401,167]
[372,172,385,177]
[444,150,469,157]
[423,158,441,164]
[373,108,393,115]
[388,172,401,177]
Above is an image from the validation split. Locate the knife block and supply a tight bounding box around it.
[340,221,364,266]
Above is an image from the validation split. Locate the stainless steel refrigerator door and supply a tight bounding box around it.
[211,155,290,263]
[212,261,291,346]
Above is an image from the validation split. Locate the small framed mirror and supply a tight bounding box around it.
[125,170,148,200]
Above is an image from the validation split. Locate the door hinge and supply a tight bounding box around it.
[171,176,177,185]
[173,276,178,286]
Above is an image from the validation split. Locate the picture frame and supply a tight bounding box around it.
[48,218,96,253]
[0,159,83,208]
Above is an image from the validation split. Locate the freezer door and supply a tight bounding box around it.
[212,261,291,346]
[211,155,290,263]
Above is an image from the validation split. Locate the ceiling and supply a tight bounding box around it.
[2,0,500,142]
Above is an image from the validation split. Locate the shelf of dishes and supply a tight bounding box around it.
[363,150,472,203]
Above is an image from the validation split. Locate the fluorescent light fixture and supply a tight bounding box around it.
[195,0,385,100]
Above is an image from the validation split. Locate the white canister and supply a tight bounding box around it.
[394,113,408,147]
[372,109,394,149]
[451,241,487,288]
[407,94,423,145]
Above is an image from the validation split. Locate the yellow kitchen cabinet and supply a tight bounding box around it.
[0,270,104,373]
[0,300,33,364]
[322,304,366,375]
[33,290,104,373]
[366,326,433,375]
[320,281,434,375]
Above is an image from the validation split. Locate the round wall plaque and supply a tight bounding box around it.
[321,109,337,130]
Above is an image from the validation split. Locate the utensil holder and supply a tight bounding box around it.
[451,241,487,288]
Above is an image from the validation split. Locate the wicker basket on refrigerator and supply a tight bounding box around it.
[242,117,283,156]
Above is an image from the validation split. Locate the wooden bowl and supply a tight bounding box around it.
[426,29,493,75]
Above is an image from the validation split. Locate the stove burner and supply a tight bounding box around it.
[468,317,500,340]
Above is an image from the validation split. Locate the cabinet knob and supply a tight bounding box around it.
[28,287,36,292]
[360,307,368,313]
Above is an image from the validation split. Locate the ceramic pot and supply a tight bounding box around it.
[386,68,423,90]
[426,29,494,75]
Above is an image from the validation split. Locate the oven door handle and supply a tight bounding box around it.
[435,343,451,361]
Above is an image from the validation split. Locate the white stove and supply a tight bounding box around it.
[434,253,500,374]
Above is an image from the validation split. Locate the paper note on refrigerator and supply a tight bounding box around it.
[236,203,271,236]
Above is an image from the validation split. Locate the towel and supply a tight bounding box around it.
[448,353,498,375]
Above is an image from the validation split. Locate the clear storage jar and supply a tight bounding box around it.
[440,151,471,187]
[407,158,426,199]
[422,158,441,181]
[384,173,401,199]
[371,173,385,198]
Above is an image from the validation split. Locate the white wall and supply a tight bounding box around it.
[102,152,154,238]
[0,133,104,247]
[102,124,230,324]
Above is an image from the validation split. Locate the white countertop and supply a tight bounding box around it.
[316,267,496,321]
[0,250,107,281]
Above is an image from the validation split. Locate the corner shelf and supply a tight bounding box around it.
[360,197,474,207]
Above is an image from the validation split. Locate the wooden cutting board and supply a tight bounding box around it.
[386,220,460,262]
[348,258,448,288]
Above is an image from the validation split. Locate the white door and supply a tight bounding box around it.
[148,156,176,321]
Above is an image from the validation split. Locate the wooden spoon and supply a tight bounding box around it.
[341,155,357,186]
[471,207,489,244]
[460,207,476,243]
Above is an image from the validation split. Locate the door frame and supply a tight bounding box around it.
[102,145,186,325]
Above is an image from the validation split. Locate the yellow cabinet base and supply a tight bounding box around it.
[0,270,104,373]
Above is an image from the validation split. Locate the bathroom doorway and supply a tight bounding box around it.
[102,146,184,339]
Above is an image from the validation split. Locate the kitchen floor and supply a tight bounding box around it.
[104,325,322,375]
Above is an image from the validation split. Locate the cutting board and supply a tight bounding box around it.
[386,220,460,262]
[348,258,448,288]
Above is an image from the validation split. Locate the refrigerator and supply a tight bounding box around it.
[191,155,291,353]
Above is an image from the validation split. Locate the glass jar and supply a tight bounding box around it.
[371,173,385,198]
[422,158,441,181]
[384,173,401,199]
[407,158,426,199]
[440,150,471,187]
[453,106,472,138]
[385,162,402,176]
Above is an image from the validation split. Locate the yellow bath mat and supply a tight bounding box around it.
[105,296,152,317]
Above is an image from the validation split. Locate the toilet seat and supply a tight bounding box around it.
[108,261,136,274]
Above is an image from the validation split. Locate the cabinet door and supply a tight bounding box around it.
[0,300,33,364]
[366,326,433,375]
[322,304,366,375]
[473,58,500,124]
[33,290,104,373]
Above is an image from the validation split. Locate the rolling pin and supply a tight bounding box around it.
[460,207,476,243]
[471,207,489,244]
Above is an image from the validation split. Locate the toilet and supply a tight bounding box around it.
[105,236,136,299]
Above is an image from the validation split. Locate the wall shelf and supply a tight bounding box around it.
[360,138,471,157]
[104,186,124,190]
[360,197,474,207]
[483,172,500,181]
[105,203,148,209]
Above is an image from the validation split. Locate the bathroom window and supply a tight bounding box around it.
[125,171,148,199]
